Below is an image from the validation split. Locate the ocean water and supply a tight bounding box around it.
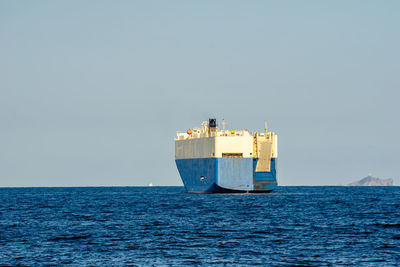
[0,186,399,266]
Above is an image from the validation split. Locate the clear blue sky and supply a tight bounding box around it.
[1,1,399,186]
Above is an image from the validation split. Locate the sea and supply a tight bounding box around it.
[0,186,399,266]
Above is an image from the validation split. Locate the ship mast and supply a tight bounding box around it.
[264,120,268,133]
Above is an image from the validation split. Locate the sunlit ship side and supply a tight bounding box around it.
[175,119,278,193]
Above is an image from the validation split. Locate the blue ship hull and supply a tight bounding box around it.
[175,158,277,193]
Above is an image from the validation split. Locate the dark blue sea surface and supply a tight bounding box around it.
[0,186,399,266]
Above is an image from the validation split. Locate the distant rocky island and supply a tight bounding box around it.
[347,175,394,186]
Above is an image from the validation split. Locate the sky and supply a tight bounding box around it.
[1,1,399,187]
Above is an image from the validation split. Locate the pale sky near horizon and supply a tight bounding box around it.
[1,1,399,187]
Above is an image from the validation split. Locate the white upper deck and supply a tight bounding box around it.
[175,121,253,140]
[175,120,278,160]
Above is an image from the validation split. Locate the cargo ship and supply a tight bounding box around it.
[175,119,278,193]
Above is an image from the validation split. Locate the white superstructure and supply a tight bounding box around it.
[175,120,277,161]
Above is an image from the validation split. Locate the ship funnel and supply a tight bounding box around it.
[209,118,216,133]
[209,118,216,128]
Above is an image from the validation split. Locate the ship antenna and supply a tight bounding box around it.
[265,120,268,133]
[222,119,226,131]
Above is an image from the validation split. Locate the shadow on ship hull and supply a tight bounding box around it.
[187,183,273,194]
